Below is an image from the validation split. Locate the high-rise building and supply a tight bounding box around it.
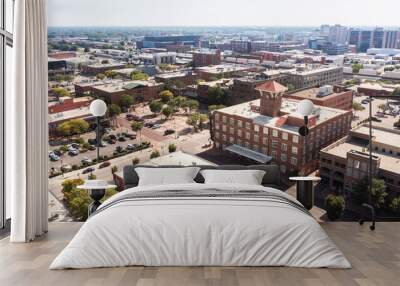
[349,28,399,52]
[328,25,349,44]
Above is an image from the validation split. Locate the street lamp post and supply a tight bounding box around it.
[90,99,107,162]
[298,99,315,175]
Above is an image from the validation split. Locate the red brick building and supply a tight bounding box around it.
[48,96,93,114]
[211,81,353,177]
[91,80,164,104]
[193,49,221,67]
[287,85,353,111]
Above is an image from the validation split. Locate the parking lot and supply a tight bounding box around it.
[353,95,400,129]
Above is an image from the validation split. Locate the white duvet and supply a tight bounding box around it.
[50,183,351,269]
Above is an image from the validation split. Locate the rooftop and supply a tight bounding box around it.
[196,64,251,74]
[289,86,347,101]
[256,80,288,93]
[322,125,400,173]
[48,107,93,123]
[92,80,162,93]
[285,65,342,76]
[218,98,347,133]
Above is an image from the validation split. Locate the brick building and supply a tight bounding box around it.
[48,96,93,114]
[320,125,400,193]
[211,81,353,177]
[357,83,395,97]
[287,85,353,110]
[193,49,221,67]
[155,71,198,86]
[91,80,164,104]
[283,65,343,90]
[231,40,251,54]
[195,64,257,81]
[81,62,126,75]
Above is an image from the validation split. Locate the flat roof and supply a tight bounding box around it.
[285,65,342,76]
[48,107,93,123]
[93,80,162,93]
[196,64,251,74]
[290,87,347,101]
[354,126,400,148]
[144,151,216,166]
[217,98,347,134]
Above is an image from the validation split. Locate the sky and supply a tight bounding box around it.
[47,0,400,27]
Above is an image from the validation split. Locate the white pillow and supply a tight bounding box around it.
[200,169,266,185]
[136,167,200,186]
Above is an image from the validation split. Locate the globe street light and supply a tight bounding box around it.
[90,99,107,162]
[297,99,314,174]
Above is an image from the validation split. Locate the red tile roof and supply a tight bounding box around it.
[256,81,288,93]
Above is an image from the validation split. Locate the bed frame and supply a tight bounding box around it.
[123,164,282,190]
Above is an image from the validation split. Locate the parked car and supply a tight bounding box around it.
[144,122,154,128]
[126,114,134,121]
[68,149,79,156]
[109,134,117,140]
[151,124,161,129]
[81,157,92,164]
[107,138,116,144]
[164,129,175,136]
[99,141,107,147]
[118,137,126,142]
[48,152,60,161]
[87,145,96,151]
[61,164,72,172]
[125,133,136,139]
[82,167,95,174]
[68,143,80,149]
[126,144,135,151]
[53,150,62,156]
[99,161,111,169]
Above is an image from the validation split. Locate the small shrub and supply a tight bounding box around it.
[168,143,177,153]
[88,173,97,180]
[59,145,68,152]
[132,157,140,165]
[111,166,118,174]
[150,150,160,159]
[72,164,79,170]
[325,194,345,221]
[389,197,400,213]
[74,137,85,144]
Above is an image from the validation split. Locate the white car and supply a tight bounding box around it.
[48,152,60,161]
[61,164,72,172]
[68,149,79,156]
[81,157,92,164]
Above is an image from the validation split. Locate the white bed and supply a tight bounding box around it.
[50,183,351,269]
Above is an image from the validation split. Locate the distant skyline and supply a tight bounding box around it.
[48,0,400,28]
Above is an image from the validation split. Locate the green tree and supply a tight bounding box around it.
[53,87,71,97]
[104,70,118,79]
[57,118,90,138]
[351,177,388,208]
[61,179,117,221]
[286,83,295,92]
[187,112,201,132]
[119,95,134,110]
[96,73,106,80]
[352,102,365,117]
[130,71,149,81]
[208,85,227,105]
[170,96,187,110]
[389,197,400,213]
[198,113,208,130]
[325,194,345,221]
[149,100,163,116]
[168,143,177,153]
[352,63,363,74]
[186,99,199,114]
[159,90,174,103]
[150,150,160,159]
[131,120,144,142]
[162,105,173,119]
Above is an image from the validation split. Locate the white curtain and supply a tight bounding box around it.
[7,0,49,242]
